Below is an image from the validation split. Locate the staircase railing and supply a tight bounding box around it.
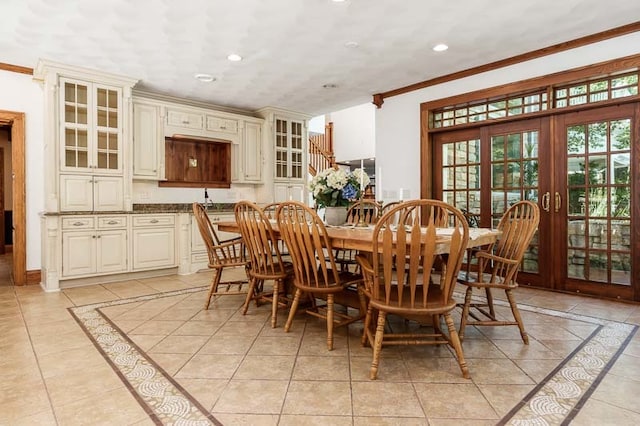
[308,122,335,176]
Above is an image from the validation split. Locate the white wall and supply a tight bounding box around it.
[0,70,44,270]
[308,115,326,134]
[375,31,640,202]
[329,103,375,162]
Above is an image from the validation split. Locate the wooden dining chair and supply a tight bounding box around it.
[261,202,289,256]
[345,200,382,225]
[458,200,540,344]
[276,201,367,350]
[234,201,293,328]
[356,199,470,380]
[192,202,249,310]
[333,200,382,273]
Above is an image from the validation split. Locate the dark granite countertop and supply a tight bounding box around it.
[42,203,236,216]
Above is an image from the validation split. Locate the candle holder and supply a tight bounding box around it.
[355,193,368,227]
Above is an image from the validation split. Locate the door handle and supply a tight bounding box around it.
[555,192,562,212]
[541,192,550,212]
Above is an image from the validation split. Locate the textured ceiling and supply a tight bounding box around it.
[1,0,639,116]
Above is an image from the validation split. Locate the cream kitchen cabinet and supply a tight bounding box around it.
[59,174,124,212]
[255,108,310,204]
[61,215,128,278]
[274,182,306,203]
[132,101,165,180]
[131,214,177,270]
[35,60,137,213]
[231,120,263,183]
[206,115,238,134]
[166,108,203,130]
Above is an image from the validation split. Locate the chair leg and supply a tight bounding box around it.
[241,277,258,315]
[432,314,442,337]
[361,303,374,347]
[204,268,223,310]
[458,286,473,340]
[271,279,280,328]
[326,294,335,351]
[444,313,470,379]
[369,310,387,380]
[356,284,368,319]
[284,288,302,333]
[506,289,529,345]
[485,287,495,319]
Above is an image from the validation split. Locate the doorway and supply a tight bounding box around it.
[433,106,639,301]
[0,110,26,286]
[433,117,552,289]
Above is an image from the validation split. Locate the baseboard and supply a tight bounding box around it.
[26,269,41,285]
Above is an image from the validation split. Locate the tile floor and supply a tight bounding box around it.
[1,256,640,425]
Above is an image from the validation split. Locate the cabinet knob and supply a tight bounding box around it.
[150,219,159,223]
[220,125,226,130]
[107,220,118,225]
[73,221,85,226]
[92,235,96,239]
[182,120,189,124]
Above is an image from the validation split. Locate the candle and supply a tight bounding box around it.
[360,159,364,196]
[377,166,382,201]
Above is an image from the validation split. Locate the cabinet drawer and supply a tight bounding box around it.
[132,214,176,227]
[97,216,127,229]
[205,116,238,134]
[61,217,95,230]
[166,110,203,130]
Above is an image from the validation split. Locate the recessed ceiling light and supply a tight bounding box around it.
[344,41,359,48]
[432,43,449,52]
[322,83,338,89]
[227,53,243,62]
[194,73,215,82]
[331,0,347,2]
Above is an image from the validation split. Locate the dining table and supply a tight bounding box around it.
[217,221,501,254]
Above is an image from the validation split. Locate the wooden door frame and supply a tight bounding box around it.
[0,110,26,285]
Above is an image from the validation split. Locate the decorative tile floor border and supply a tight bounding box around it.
[69,286,221,426]
[69,287,637,425]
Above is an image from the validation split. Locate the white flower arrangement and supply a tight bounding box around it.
[309,167,370,207]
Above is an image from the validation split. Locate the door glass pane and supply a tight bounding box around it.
[568,188,586,215]
[442,144,453,166]
[588,155,607,184]
[568,249,587,279]
[610,119,631,150]
[588,122,607,152]
[567,157,586,185]
[491,136,504,160]
[568,220,586,248]
[567,125,586,154]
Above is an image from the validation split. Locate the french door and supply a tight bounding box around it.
[434,108,639,300]
[433,118,552,288]
[555,105,638,300]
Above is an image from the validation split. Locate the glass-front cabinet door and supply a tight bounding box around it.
[274,117,304,181]
[60,78,122,173]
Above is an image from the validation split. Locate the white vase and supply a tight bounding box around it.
[324,206,348,226]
